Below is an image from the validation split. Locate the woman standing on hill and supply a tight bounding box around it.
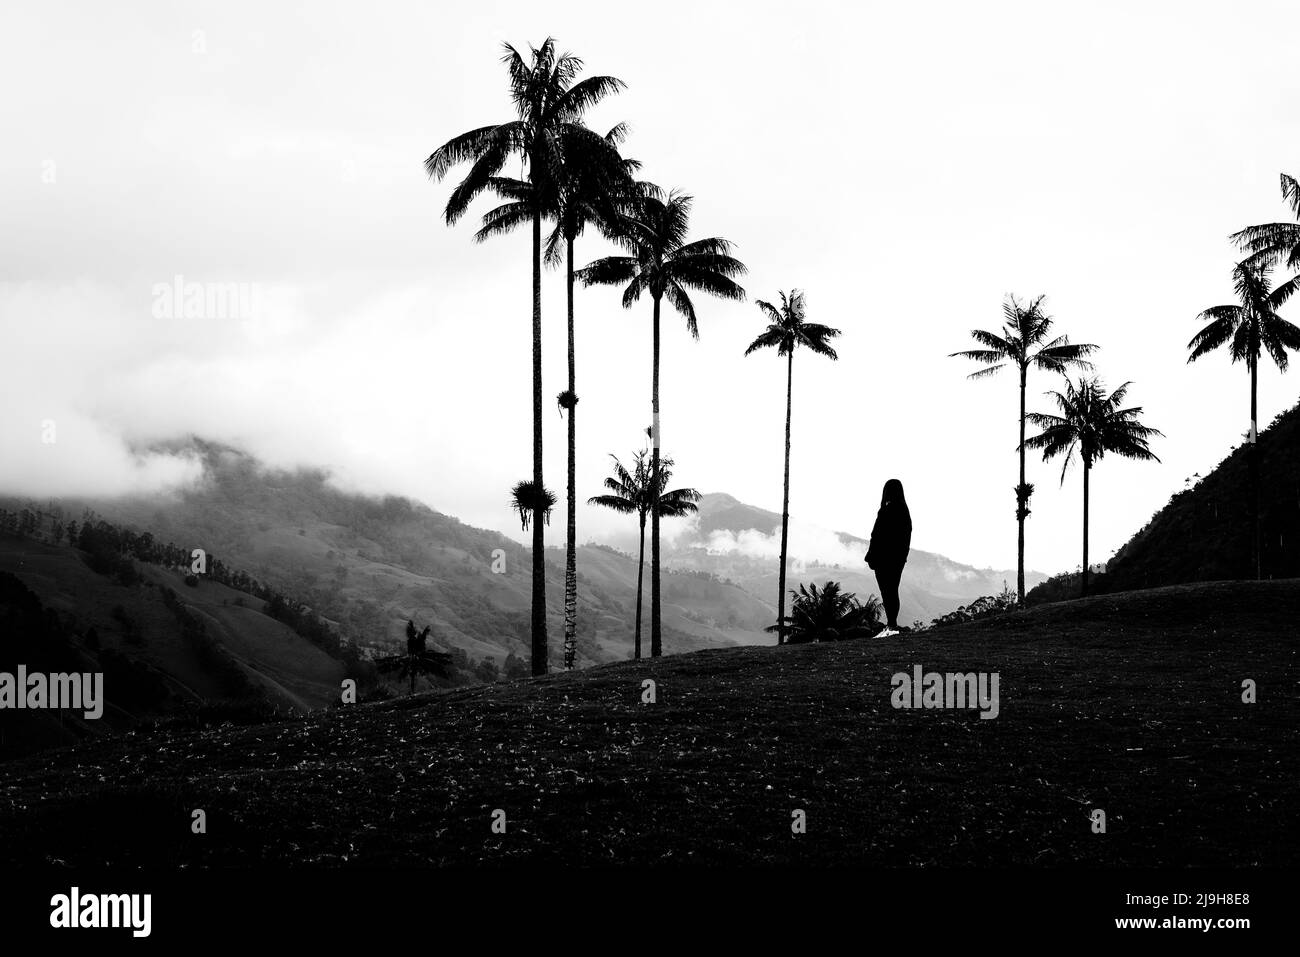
[866,479,912,636]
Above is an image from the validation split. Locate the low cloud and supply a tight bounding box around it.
[0,277,492,507]
[681,514,868,568]
[0,275,673,553]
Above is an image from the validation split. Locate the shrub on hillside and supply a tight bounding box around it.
[769,581,882,643]
[501,652,529,680]
[1025,571,1111,605]
[929,584,1020,628]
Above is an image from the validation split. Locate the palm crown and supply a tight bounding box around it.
[744,289,841,359]
[475,123,637,261]
[1024,377,1162,481]
[1188,259,1300,371]
[952,294,1096,379]
[587,450,700,521]
[576,186,747,334]
[424,38,625,223]
[1231,172,1300,276]
[550,122,642,257]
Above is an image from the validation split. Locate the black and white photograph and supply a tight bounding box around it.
[0,0,1294,941]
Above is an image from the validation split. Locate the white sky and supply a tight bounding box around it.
[2,0,1297,575]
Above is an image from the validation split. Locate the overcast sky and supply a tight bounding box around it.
[2,0,1298,576]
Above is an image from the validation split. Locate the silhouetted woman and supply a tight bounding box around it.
[865,478,911,636]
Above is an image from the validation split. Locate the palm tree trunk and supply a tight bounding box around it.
[635,514,646,660]
[1081,461,1090,598]
[777,348,794,645]
[650,294,663,658]
[530,204,547,676]
[563,237,578,670]
[1250,352,1260,580]
[1017,365,1027,602]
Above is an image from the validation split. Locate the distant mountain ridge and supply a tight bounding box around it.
[4,441,1046,682]
[658,493,1047,625]
[10,441,765,672]
[693,491,1038,571]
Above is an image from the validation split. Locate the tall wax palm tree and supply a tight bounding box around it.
[1232,172,1300,280]
[951,295,1097,602]
[554,127,636,671]
[588,448,700,659]
[1188,259,1300,579]
[424,39,624,676]
[744,289,840,645]
[577,187,746,657]
[1023,377,1162,596]
[477,125,636,671]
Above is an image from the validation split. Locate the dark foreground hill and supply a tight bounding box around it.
[1107,401,1300,588]
[0,580,1294,868]
[0,534,350,759]
[1031,400,1300,602]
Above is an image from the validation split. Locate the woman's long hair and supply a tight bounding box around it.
[881,478,907,509]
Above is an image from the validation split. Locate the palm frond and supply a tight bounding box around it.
[672,236,736,260]
[587,494,636,514]
[798,323,841,359]
[1032,339,1097,373]
[744,326,787,355]
[474,200,535,243]
[576,256,638,288]
[1271,272,1300,309]
[755,299,783,326]
[424,124,506,182]
[672,263,747,303]
[958,328,1013,358]
[549,75,627,124]
[951,346,1008,379]
[665,281,699,338]
[1025,376,1160,482]
[1187,305,1241,362]
[443,140,514,225]
[658,487,702,517]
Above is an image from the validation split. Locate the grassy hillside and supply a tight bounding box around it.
[2,580,1291,867]
[0,533,347,735]
[1108,401,1300,588]
[1029,400,1300,601]
[55,443,759,669]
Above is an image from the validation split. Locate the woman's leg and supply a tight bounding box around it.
[875,565,902,630]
